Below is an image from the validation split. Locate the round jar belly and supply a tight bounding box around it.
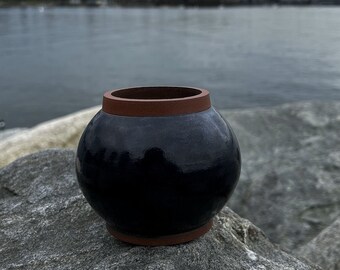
[76,86,241,246]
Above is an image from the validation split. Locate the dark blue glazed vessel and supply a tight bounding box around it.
[76,86,241,246]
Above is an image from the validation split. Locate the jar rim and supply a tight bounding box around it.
[102,86,211,116]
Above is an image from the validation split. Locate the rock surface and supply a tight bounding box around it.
[1,101,339,261]
[0,106,100,168]
[221,102,340,250]
[297,217,340,270]
[0,128,27,141]
[0,149,320,270]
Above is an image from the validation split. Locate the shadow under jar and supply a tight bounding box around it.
[76,86,241,246]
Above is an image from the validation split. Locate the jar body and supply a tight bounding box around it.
[76,107,241,240]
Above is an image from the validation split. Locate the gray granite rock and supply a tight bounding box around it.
[221,101,340,250]
[297,217,340,270]
[0,149,319,270]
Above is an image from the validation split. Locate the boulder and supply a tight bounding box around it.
[0,106,100,168]
[222,102,340,250]
[0,149,320,270]
[1,101,339,254]
[297,217,340,270]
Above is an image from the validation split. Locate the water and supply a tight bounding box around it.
[1,7,340,128]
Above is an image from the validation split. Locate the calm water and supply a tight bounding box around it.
[1,7,340,128]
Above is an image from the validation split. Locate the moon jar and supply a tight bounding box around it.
[76,86,241,246]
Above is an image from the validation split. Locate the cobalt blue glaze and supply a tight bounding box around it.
[76,87,241,244]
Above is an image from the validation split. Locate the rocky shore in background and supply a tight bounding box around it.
[0,106,100,168]
[1,101,339,269]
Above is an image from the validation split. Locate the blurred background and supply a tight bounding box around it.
[1,2,340,128]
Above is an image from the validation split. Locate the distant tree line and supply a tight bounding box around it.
[111,0,340,4]
[114,0,340,5]
[2,0,340,6]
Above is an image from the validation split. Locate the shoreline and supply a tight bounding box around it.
[0,99,339,131]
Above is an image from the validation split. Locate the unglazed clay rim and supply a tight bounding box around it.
[106,219,213,246]
[102,86,211,116]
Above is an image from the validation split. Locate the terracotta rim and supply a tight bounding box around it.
[106,219,213,246]
[102,86,211,116]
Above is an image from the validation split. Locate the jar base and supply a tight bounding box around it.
[106,220,213,246]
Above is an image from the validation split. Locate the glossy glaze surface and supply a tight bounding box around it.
[76,107,241,237]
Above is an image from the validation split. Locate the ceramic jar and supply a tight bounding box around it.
[76,86,241,246]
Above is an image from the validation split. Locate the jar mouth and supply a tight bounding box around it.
[111,87,203,100]
[103,86,211,117]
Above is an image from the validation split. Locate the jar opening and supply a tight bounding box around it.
[111,87,202,100]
